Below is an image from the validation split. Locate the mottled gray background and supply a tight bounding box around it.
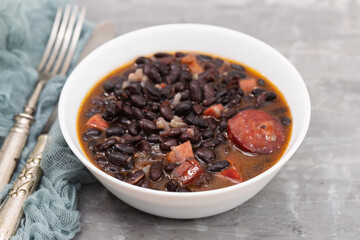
[73,0,360,239]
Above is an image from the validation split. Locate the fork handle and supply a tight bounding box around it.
[0,134,46,240]
[0,113,34,191]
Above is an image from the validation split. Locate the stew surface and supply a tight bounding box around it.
[77,52,292,192]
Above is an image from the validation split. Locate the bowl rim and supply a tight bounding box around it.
[59,23,311,198]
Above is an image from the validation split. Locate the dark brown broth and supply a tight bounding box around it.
[77,52,292,191]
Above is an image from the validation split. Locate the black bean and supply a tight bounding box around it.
[173,81,185,93]
[201,138,220,148]
[281,116,292,126]
[179,71,192,82]
[237,88,244,97]
[217,132,226,143]
[181,90,190,100]
[221,108,237,119]
[122,104,133,117]
[198,70,216,83]
[125,170,145,185]
[88,140,97,152]
[218,118,228,132]
[106,126,125,137]
[206,160,230,172]
[203,119,215,132]
[164,162,177,173]
[184,114,208,128]
[216,89,228,99]
[85,111,95,117]
[203,97,217,107]
[122,134,141,144]
[197,54,213,62]
[174,101,192,116]
[105,165,120,174]
[251,88,266,97]
[178,188,192,192]
[160,128,182,139]
[258,78,265,86]
[126,83,142,95]
[230,63,245,72]
[145,65,162,83]
[115,173,125,181]
[125,158,134,170]
[91,98,104,106]
[203,84,215,99]
[144,82,161,98]
[154,52,172,58]
[150,161,163,181]
[82,133,89,141]
[265,92,277,101]
[108,152,129,166]
[195,148,216,163]
[150,102,160,112]
[160,139,178,150]
[175,52,185,58]
[179,129,193,143]
[138,119,157,131]
[192,104,203,115]
[190,128,201,144]
[135,56,150,64]
[189,80,202,102]
[201,129,214,140]
[132,107,145,120]
[147,134,160,143]
[97,138,117,151]
[229,96,241,107]
[161,85,174,99]
[228,71,247,79]
[114,143,135,155]
[144,110,158,121]
[154,61,169,76]
[137,140,152,152]
[166,180,179,192]
[127,121,139,136]
[139,179,150,188]
[160,105,174,121]
[220,96,230,105]
[166,62,181,84]
[130,95,146,108]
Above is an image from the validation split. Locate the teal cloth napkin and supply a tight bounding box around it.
[0,0,97,239]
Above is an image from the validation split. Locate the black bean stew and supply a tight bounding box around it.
[77,52,292,192]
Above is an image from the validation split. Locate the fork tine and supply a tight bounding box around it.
[59,7,86,76]
[43,4,72,73]
[51,5,79,75]
[37,7,62,71]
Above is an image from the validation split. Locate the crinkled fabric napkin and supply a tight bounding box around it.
[0,0,97,239]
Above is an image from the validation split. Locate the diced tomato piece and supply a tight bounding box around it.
[219,165,243,183]
[86,114,109,130]
[203,104,224,118]
[181,54,203,74]
[160,83,166,88]
[227,109,285,154]
[171,159,204,186]
[239,77,257,95]
[166,140,195,163]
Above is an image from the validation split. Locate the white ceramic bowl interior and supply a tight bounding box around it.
[59,24,311,219]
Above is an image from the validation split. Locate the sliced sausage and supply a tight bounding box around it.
[227,109,285,154]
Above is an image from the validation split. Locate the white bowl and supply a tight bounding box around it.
[59,24,311,219]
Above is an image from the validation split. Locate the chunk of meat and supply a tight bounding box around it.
[86,114,109,130]
[203,104,224,118]
[227,109,285,154]
[181,54,203,74]
[171,159,204,186]
[239,77,257,95]
[166,140,195,163]
[219,165,243,183]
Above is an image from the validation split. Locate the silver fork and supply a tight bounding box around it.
[0,5,86,191]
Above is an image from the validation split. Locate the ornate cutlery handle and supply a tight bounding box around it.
[0,134,47,240]
[0,113,35,190]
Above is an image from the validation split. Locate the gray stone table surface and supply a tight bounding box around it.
[73,0,360,239]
